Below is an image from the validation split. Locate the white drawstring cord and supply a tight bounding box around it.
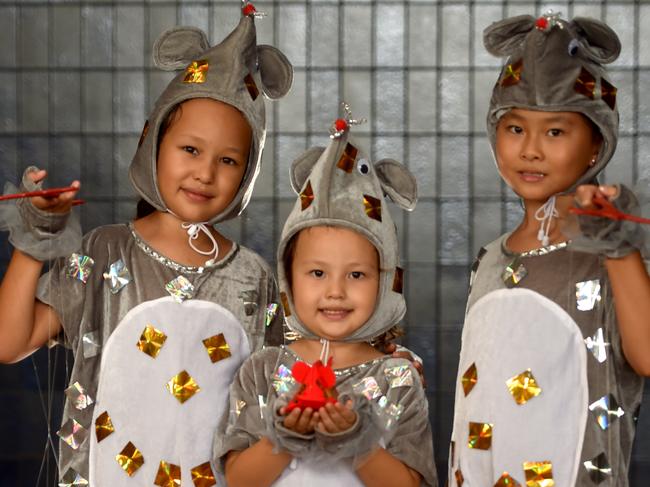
[534,196,558,247]
[167,210,219,265]
[181,221,219,266]
[319,338,330,363]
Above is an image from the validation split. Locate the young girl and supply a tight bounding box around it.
[450,12,650,486]
[213,111,437,487]
[0,4,292,485]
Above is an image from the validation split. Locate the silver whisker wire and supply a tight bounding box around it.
[341,102,367,127]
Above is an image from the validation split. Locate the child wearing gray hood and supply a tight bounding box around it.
[214,107,437,487]
[0,2,292,485]
[449,11,650,487]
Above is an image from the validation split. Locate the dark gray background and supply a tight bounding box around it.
[0,1,648,485]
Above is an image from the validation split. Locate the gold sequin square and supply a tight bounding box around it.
[523,461,554,487]
[574,67,596,100]
[116,441,144,477]
[95,410,115,443]
[202,333,231,363]
[600,78,617,110]
[300,180,314,210]
[166,370,200,404]
[468,421,493,450]
[154,460,181,486]
[461,363,478,396]
[506,369,541,405]
[184,60,209,83]
[501,59,523,87]
[191,461,217,487]
[137,325,167,358]
[337,143,358,173]
[363,194,382,222]
[495,472,521,486]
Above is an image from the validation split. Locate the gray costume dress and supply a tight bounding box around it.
[214,346,437,486]
[449,234,644,486]
[449,13,645,486]
[37,223,284,485]
[213,107,437,486]
[0,4,293,485]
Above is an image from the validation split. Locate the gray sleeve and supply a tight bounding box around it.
[213,348,280,473]
[384,363,438,487]
[35,230,101,349]
[36,257,85,348]
[0,169,82,261]
[572,184,646,258]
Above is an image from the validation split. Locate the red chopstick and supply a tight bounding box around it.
[0,186,78,202]
[570,194,650,225]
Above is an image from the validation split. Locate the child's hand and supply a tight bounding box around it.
[26,168,80,213]
[316,400,357,434]
[575,184,619,209]
[280,406,318,435]
[383,343,425,386]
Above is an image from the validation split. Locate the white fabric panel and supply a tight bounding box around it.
[89,296,250,486]
[450,288,588,486]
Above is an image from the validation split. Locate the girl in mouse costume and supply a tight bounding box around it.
[0,2,293,485]
[213,106,437,487]
[449,11,650,487]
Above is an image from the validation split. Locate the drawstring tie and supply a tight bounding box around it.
[319,338,330,363]
[167,210,219,265]
[181,221,219,266]
[534,196,558,247]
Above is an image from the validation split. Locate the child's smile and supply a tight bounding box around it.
[495,108,601,204]
[319,307,352,318]
[290,226,379,341]
[156,98,252,223]
[181,186,215,203]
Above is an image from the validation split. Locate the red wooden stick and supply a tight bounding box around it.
[0,186,78,202]
[570,194,650,225]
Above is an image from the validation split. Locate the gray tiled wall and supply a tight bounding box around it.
[0,1,648,485]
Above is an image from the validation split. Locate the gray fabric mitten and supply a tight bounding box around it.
[265,394,315,456]
[571,184,646,258]
[314,395,382,462]
[0,166,81,261]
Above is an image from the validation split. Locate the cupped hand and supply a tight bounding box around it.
[280,406,318,435]
[316,400,357,434]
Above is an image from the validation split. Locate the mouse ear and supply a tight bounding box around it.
[257,45,294,99]
[483,15,536,57]
[153,27,211,71]
[571,17,621,64]
[375,159,418,211]
[290,147,326,194]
